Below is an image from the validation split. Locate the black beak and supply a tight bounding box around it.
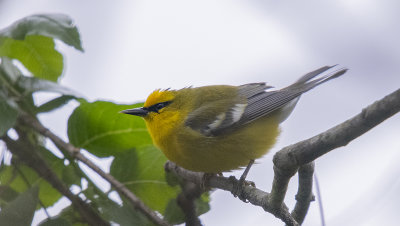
[120,107,149,117]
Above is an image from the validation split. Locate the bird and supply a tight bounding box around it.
[121,66,347,175]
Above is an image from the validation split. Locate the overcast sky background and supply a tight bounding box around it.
[1,1,400,226]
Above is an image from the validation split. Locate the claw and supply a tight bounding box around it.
[230,159,256,202]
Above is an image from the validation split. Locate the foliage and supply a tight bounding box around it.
[0,186,39,225]
[0,14,209,225]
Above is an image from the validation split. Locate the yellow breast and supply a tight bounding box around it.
[146,110,280,173]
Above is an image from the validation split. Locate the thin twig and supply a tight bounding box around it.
[314,173,325,226]
[18,113,171,226]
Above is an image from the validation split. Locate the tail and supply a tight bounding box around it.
[276,65,347,122]
[287,65,348,92]
[235,65,347,125]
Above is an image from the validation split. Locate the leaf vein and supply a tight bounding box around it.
[80,128,147,148]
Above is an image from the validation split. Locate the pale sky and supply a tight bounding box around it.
[1,1,399,226]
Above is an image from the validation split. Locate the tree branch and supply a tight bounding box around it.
[177,181,203,226]
[165,161,299,226]
[274,88,400,170]
[267,87,400,216]
[268,88,400,222]
[291,162,315,224]
[18,113,171,226]
[2,135,109,226]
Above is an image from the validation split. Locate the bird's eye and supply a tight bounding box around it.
[148,101,172,113]
[155,103,166,110]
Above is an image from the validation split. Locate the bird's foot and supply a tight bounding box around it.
[230,159,256,202]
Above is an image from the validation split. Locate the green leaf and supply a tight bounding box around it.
[109,149,138,182]
[0,185,19,206]
[67,101,152,157]
[195,192,211,217]
[164,199,185,224]
[0,164,15,186]
[0,35,63,81]
[164,193,211,224]
[0,57,23,84]
[38,205,86,226]
[95,196,153,226]
[0,95,18,136]
[111,146,180,213]
[0,186,39,226]
[61,164,82,187]
[35,147,65,206]
[3,164,35,193]
[39,218,71,226]
[0,13,83,51]
[36,95,76,113]
[17,76,80,96]
[1,147,66,207]
[79,183,153,226]
[7,163,61,207]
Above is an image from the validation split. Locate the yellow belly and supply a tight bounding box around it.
[149,114,280,173]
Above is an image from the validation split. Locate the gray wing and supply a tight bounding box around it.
[208,65,347,135]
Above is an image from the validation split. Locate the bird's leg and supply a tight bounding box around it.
[239,159,255,185]
[230,159,256,201]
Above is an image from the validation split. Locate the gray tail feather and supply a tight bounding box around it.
[289,65,348,92]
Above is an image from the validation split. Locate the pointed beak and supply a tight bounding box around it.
[120,107,149,117]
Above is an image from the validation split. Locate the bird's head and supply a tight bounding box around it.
[121,89,176,120]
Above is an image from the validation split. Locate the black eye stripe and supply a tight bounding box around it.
[145,101,172,113]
